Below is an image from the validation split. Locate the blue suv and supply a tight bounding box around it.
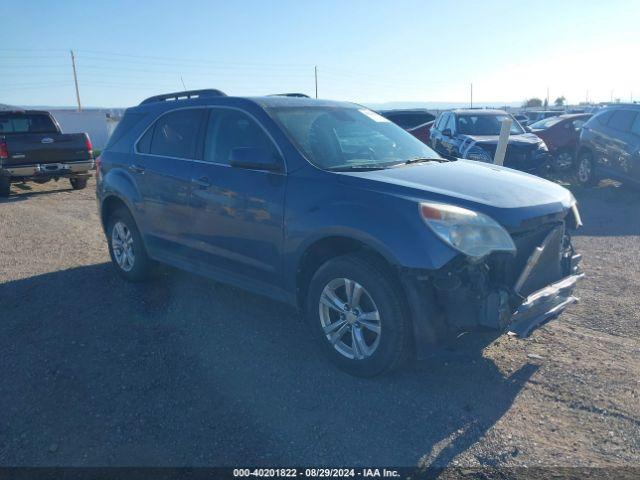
[97,89,584,377]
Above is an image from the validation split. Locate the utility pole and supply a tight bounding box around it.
[314,65,318,99]
[470,83,473,108]
[546,86,549,107]
[70,50,82,112]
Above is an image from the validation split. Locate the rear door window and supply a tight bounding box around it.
[149,109,206,159]
[445,114,456,132]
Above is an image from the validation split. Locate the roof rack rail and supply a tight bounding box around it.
[139,89,226,106]
[268,93,310,98]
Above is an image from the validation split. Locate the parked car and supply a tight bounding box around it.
[576,104,640,187]
[97,89,583,377]
[430,109,553,174]
[513,114,530,126]
[378,109,435,145]
[525,110,563,124]
[0,110,94,196]
[528,113,592,171]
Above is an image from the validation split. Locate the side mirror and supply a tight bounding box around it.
[229,147,282,172]
[524,126,532,133]
[442,128,452,137]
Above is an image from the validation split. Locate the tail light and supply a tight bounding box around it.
[0,142,8,160]
[85,134,93,156]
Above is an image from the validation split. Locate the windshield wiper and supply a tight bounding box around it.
[404,157,447,165]
[385,157,447,168]
[327,165,386,172]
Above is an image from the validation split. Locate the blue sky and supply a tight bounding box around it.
[1,0,638,107]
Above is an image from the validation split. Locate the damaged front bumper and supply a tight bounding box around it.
[401,222,584,358]
[507,272,584,337]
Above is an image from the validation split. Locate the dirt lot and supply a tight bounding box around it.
[0,178,638,468]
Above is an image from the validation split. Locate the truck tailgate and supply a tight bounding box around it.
[3,133,91,166]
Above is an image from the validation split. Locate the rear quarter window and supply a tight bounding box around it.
[608,110,637,132]
[594,110,613,126]
[105,112,145,151]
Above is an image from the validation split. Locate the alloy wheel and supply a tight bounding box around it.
[111,221,135,272]
[318,278,382,360]
[577,157,592,184]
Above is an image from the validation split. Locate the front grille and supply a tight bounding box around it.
[476,143,539,171]
[488,222,565,296]
[504,145,538,171]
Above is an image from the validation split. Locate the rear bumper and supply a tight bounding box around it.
[1,160,95,178]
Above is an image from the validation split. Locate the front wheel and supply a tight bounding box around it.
[70,177,88,190]
[107,208,154,281]
[554,149,575,171]
[306,253,411,377]
[0,176,10,197]
[575,151,598,186]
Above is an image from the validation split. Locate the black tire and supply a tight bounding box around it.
[106,207,154,281]
[305,252,412,377]
[70,177,88,190]
[574,150,598,187]
[0,176,10,197]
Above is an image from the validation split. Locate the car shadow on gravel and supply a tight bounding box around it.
[0,263,538,467]
[0,184,76,204]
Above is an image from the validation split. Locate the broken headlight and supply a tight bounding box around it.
[419,202,516,259]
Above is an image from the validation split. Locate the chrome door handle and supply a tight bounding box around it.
[191,177,211,188]
[128,164,145,174]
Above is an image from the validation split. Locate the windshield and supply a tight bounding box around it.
[0,114,57,134]
[529,116,564,129]
[457,114,525,136]
[268,106,441,170]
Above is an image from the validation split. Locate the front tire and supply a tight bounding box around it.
[554,149,575,171]
[0,176,10,197]
[106,207,154,281]
[575,150,598,186]
[306,253,411,377]
[70,177,88,190]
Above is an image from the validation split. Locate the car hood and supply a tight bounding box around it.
[461,132,543,146]
[338,159,573,230]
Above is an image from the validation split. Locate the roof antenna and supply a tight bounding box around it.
[180,76,187,91]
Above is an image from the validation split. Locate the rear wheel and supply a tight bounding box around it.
[0,176,10,197]
[306,253,411,377]
[70,177,88,190]
[107,207,154,281]
[575,150,598,186]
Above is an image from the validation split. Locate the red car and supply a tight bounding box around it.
[528,113,592,170]
[378,109,435,145]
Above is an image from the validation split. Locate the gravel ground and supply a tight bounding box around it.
[0,178,638,468]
